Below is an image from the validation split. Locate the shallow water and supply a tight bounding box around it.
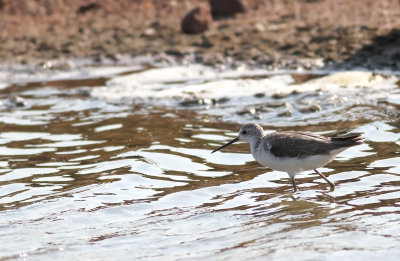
[0,64,399,260]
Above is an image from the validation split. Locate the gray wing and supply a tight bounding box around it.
[265,131,334,159]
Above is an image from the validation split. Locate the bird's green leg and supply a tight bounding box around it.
[288,174,298,192]
[314,169,335,190]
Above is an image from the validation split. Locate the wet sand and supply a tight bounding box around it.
[0,0,400,70]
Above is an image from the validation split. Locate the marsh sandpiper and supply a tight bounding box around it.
[212,123,363,192]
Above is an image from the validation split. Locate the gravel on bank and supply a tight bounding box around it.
[1,0,399,70]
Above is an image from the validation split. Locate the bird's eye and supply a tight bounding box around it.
[241,130,247,135]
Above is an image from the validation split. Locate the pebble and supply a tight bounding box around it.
[299,104,322,113]
[181,6,211,34]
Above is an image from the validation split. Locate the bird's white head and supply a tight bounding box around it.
[211,123,264,153]
[238,123,264,143]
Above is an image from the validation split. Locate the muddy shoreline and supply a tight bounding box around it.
[1,0,399,70]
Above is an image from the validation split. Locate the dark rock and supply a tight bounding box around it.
[216,97,230,104]
[165,49,184,57]
[180,97,213,107]
[272,92,291,99]
[37,42,53,52]
[299,104,321,113]
[237,108,256,115]
[181,6,211,34]
[209,0,246,18]
[76,3,101,14]
[200,36,213,48]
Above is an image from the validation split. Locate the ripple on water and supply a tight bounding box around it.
[0,65,399,260]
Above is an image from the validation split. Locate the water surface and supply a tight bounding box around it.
[0,64,399,260]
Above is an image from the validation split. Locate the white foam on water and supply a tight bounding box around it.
[91,65,399,125]
[0,64,144,87]
[0,63,398,125]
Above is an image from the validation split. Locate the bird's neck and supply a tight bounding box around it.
[249,136,262,155]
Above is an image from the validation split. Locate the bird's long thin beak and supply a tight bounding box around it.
[211,137,239,153]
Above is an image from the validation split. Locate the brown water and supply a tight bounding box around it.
[0,66,399,260]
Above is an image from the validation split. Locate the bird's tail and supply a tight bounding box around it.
[331,134,364,147]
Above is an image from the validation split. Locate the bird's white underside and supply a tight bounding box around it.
[252,147,347,176]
